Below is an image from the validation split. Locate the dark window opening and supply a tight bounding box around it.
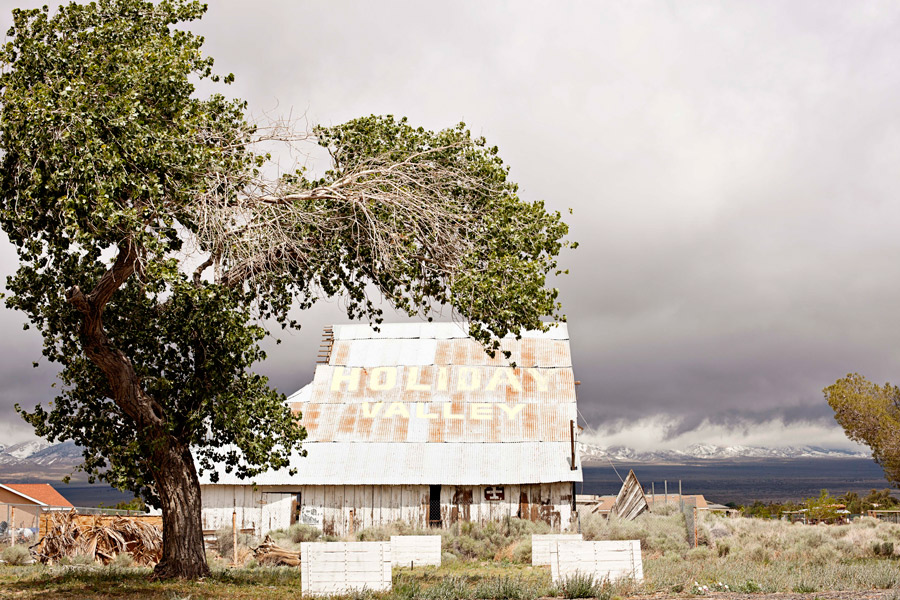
[429,485,442,527]
[290,492,302,525]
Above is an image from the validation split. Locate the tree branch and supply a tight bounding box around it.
[65,240,166,430]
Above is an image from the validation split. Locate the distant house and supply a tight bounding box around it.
[0,483,74,536]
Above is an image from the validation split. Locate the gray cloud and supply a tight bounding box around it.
[1,1,898,449]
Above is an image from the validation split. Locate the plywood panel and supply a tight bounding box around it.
[549,540,643,583]
[300,541,392,594]
[531,534,582,566]
[390,535,441,566]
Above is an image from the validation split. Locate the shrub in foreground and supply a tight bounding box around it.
[1,545,31,566]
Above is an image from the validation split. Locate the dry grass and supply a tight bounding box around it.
[3,512,898,598]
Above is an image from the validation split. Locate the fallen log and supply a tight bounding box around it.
[253,535,301,567]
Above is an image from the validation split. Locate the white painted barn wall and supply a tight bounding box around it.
[200,482,574,536]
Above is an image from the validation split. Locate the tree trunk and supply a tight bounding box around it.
[150,436,211,579]
[66,243,210,579]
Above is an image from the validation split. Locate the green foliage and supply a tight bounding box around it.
[824,373,900,485]
[113,497,147,512]
[1,545,31,566]
[741,499,801,519]
[804,489,841,522]
[0,0,304,505]
[872,541,894,557]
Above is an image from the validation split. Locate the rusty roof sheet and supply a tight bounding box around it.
[203,441,582,486]
[204,322,582,486]
[291,401,575,443]
[305,365,575,404]
[328,338,571,368]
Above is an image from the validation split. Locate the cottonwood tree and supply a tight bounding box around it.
[0,0,573,579]
[824,374,900,488]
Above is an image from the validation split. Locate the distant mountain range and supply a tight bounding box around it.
[579,442,869,464]
[0,440,83,481]
[0,439,871,482]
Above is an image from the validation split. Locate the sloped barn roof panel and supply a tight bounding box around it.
[329,338,571,368]
[204,442,581,486]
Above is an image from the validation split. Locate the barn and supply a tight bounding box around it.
[199,322,583,536]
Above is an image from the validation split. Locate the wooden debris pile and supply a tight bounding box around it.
[253,535,301,567]
[32,510,162,566]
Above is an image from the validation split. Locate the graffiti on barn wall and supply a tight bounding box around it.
[300,506,324,529]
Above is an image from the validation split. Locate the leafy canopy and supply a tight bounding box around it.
[824,373,900,487]
[0,0,573,502]
[0,0,301,500]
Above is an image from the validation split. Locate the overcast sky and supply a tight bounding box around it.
[2,1,898,452]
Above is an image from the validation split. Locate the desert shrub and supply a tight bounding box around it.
[439,517,548,561]
[511,538,532,564]
[558,572,611,599]
[215,527,257,562]
[110,552,133,568]
[286,523,321,543]
[793,581,817,593]
[393,580,423,600]
[1,545,31,566]
[59,553,96,566]
[422,575,471,600]
[581,510,688,555]
[472,576,540,600]
[353,521,430,542]
[686,547,712,561]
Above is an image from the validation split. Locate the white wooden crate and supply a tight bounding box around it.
[390,535,441,567]
[549,540,643,583]
[300,541,392,594]
[531,534,583,566]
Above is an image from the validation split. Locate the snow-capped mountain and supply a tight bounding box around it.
[2,439,55,460]
[579,442,869,463]
[0,440,80,466]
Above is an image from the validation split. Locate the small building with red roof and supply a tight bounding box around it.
[1,483,74,535]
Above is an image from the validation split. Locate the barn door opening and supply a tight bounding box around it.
[429,485,442,527]
[290,493,302,525]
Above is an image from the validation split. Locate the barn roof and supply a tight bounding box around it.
[204,322,582,486]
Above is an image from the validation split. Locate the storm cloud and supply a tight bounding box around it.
[2,1,898,451]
